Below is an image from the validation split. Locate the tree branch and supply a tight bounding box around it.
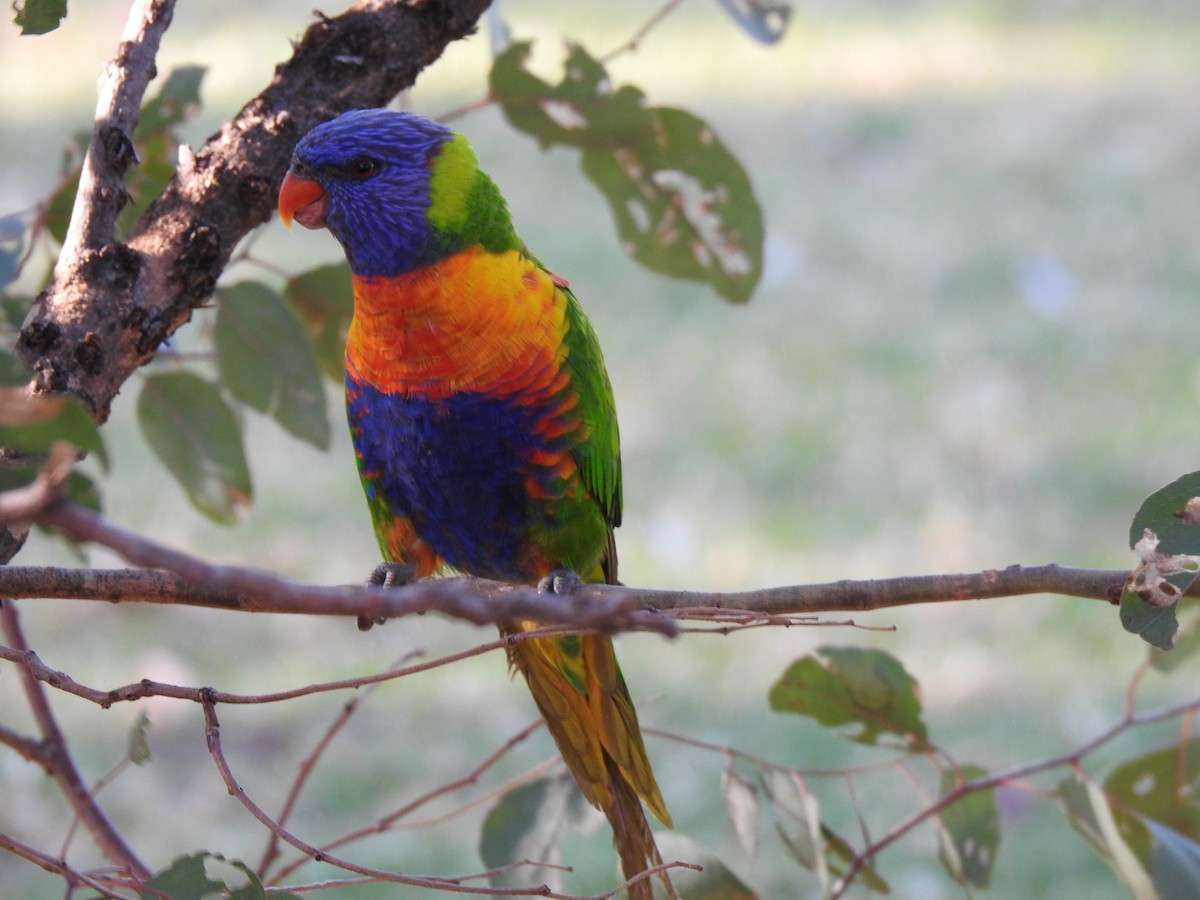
[0,484,1136,636]
[0,600,149,879]
[18,0,493,421]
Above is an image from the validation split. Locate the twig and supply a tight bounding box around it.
[258,652,423,879]
[200,696,612,897]
[0,601,149,879]
[600,0,690,61]
[830,690,1200,897]
[269,721,547,884]
[0,830,129,899]
[56,0,175,265]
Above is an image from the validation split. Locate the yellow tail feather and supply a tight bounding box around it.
[505,623,675,898]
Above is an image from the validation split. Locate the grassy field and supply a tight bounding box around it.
[4,1,1200,897]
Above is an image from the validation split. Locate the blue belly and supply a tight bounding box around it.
[346,378,561,580]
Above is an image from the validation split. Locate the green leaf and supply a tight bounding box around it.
[1105,738,1200,840]
[140,853,225,900]
[479,772,591,891]
[759,766,888,892]
[0,349,108,468]
[45,167,80,245]
[821,824,889,894]
[216,281,329,448]
[1119,472,1200,648]
[138,65,206,135]
[716,0,792,44]
[282,263,354,382]
[936,765,1000,888]
[1151,603,1200,671]
[491,41,763,303]
[12,0,67,35]
[139,852,278,900]
[137,372,251,524]
[768,646,928,747]
[128,711,151,766]
[653,832,759,899]
[117,66,207,237]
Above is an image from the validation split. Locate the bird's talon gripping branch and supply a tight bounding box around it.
[537,567,585,596]
[359,562,418,630]
[366,561,417,589]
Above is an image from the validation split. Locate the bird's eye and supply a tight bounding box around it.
[348,156,379,180]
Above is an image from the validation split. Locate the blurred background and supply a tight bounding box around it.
[3,0,1200,896]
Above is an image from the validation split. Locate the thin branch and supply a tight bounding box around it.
[200,696,611,898]
[57,0,175,261]
[258,653,422,879]
[0,830,129,900]
[268,718,546,885]
[831,690,1200,897]
[600,0,689,61]
[0,601,149,879]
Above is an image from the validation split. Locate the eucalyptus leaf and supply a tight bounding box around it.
[282,263,354,382]
[768,646,928,747]
[491,40,763,303]
[216,281,330,448]
[136,372,251,524]
[479,772,588,891]
[12,0,66,35]
[936,766,1000,888]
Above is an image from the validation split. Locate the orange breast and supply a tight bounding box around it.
[345,247,570,401]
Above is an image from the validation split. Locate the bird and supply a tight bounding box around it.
[277,108,674,899]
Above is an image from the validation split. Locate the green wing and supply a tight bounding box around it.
[558,281,623,534]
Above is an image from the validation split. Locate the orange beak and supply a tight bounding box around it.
[278,170,328,230]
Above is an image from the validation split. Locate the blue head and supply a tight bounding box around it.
[279,109,455,277]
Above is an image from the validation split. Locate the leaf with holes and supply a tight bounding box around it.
[216,281,329,449]
[1120,472,1200,648]
[769,646,928,747]
[937,765,1000,888]
[282,263,354,382]
[1105,738,1200,840]
[491,41,763,303]
[137,373,251,524]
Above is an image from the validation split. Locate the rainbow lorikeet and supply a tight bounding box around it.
[278,109,673,898]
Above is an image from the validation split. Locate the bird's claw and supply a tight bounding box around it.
[538,568,584,596]
[367,561,417,588]
[359,562,418,630]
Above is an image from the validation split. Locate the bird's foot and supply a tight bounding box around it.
[538,567,584,596]
[359,562,418,631]
[368,561,417,589]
